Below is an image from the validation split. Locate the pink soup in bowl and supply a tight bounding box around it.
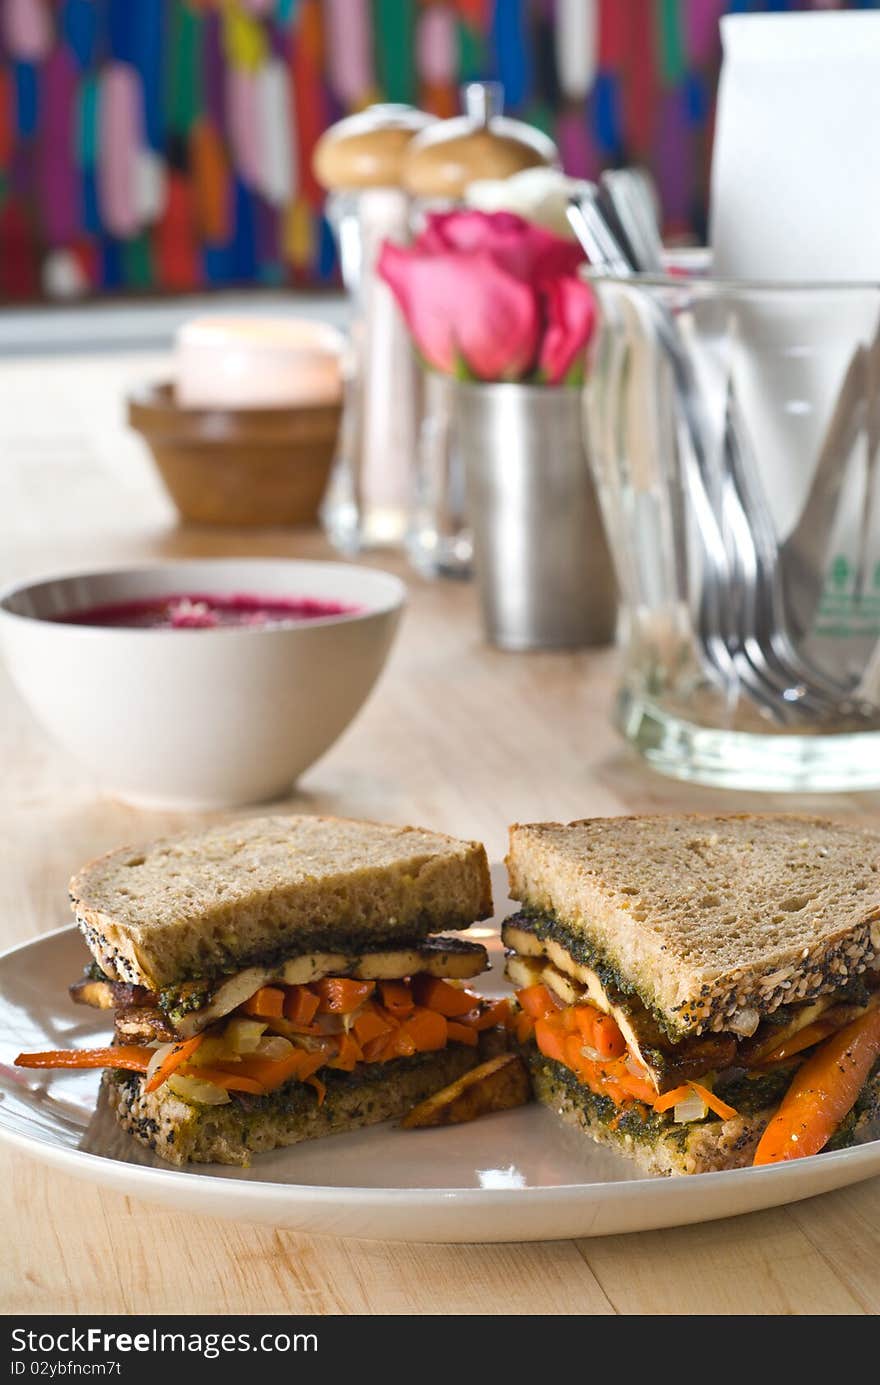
[0,560,405,809]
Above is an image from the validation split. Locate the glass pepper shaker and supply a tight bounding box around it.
[313,105,435,553]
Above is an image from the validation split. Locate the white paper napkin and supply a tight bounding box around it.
[711,11,880,282]
[707,11,880,655]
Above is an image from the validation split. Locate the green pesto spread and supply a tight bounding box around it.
[527,1049,678,1147]
[712,1066,793,1117]
[158,980,214,1026]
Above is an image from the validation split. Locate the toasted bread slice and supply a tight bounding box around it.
[104,1047,480,1166]
[72,815,492,991]
[506,814,880,1038]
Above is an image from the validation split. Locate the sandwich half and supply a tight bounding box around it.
[505,814,880,1175]
[16,815,506,1166]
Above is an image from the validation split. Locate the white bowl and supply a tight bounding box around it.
[0,559,405,809]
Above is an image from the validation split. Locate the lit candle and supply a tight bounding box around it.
[175,317,344,410]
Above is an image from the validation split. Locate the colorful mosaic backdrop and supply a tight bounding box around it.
[0,0,874,301]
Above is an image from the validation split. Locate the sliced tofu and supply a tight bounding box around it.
[115,1005,175,1043]
[69,977,155,1010]
[503,923,629,1015]
[69,978,117,1010]
[172,936,488,1037]
[504,948,737,1091]
[281,938,487,985]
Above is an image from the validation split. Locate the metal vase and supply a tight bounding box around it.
[455,381,617,650]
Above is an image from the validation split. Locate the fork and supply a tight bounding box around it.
[568,189,860,725]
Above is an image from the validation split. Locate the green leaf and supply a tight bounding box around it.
[452,350,479,382]
[562,359,586,388]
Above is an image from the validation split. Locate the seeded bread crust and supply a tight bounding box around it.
[506,815,880,1038]
[105,1047,480,1166]
[71,815,493,991]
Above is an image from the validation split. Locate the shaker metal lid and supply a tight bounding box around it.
[313,104,437,191]
[401,83,558,200]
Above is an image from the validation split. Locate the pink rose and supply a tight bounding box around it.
[379,208,596,384]
[378,241,541,381]
[538,276,597,385]
[417,209,585,285]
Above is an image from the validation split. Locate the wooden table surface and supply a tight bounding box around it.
[2,351,880,1317]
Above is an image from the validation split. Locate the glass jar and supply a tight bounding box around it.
[587,267,880,790]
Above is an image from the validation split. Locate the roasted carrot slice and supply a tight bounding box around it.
[617,1071,658,1105]
[313,977,375,1014]
[457,998,511,1031]
[240,986,286,1019]
[446,1020,479,1047]
[565,1032,590,1076]
[573,1006,596,1044]
[362,1031,395,1063]
[386,1029,417,1058]
[307,1075,326,1106]
[411,975,477,1017]
[15,1046,153,1074]
[283,985,320,1026]
[652,1084,693,1113]
[516,985,558,1021]
[379,980,414,1018]
[145,1034,204,1093]
[327,1032,364,1071]
[753,1008,880,1165]
[228,1047,325,1092]
[515,1011,535,1044]
[534,1016,567,1066]
[398,1005,447,1052]
[352,1004,394,1047]
[591,1012,626,1061]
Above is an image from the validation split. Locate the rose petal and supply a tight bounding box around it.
[538,275,597,385]
[378,241,540,381]
[417,209,584,284]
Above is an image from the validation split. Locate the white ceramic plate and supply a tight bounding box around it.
[1,911,878,1243]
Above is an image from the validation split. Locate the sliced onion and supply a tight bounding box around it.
[224,1018,267,1054]
[145,1043,174,1087]
[674,1090,708,1124]
[168,1072,231,1105]
[580,1045,601,1063]
[254,1036,294,1060]
[728,1007,761,1038]
[187,1035,239,1067]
